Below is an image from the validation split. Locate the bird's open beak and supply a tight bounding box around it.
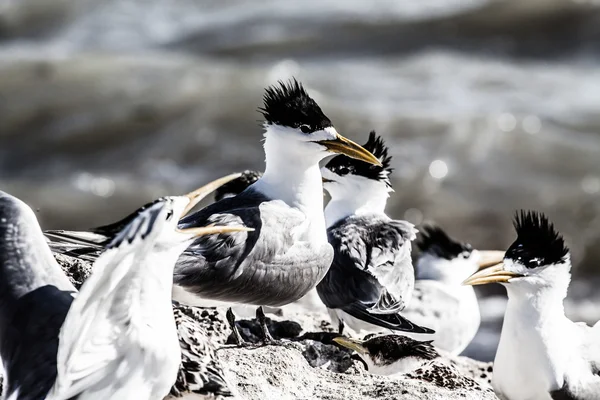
[181,173,243,218]
[476,250,506,270]
[317,132,382,166]
[463,262,523,286]
[332,337,368,354]
[178,224,254,238]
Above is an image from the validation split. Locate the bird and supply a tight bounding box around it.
[317,131,433,335]
[47,174,251,400]
[463,211,600,400]
[399,225,504,355]
[171,79,381,343]
[333,334,440,376]
[0,190,77,400]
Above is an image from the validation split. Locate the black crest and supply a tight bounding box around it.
[103,199,173,249]
[214,170,262,202]
[363,335,439,365]
[506,210,569,269]
[258,78,332,133]
[324,131,393,184]
[416,225,472,260]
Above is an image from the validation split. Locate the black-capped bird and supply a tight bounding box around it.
[463,211,600,400]
[317,131,433,335]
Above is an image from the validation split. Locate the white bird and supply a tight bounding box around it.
[317,131,433,335]
[47,174,251,400]
[464,210,600,400]
[401,225,504,355]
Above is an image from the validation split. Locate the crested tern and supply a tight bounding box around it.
[333,334,439,376]
[400,225,504,355]
[172,79,380,342]
[317,131,433,335]
[48,174,251,400]
[464,211,600,400]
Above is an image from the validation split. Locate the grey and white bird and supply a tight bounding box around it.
[172,79,380,342]
[317,131,433,335]
[400,225,504,355]
[464,211,600,400]
[333,334,439,376]
[45,79,381,343]
[0,191,76,400]
[47,174,251,400]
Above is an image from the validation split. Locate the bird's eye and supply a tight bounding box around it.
[300,124,312,134]
[337,167,349,175]
[165,210,174,220]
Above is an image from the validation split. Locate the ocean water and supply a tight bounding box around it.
[1,0,600,361]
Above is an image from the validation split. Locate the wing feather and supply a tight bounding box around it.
[49,215,156,400]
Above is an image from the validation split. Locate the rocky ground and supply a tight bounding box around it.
[54,253,496,399]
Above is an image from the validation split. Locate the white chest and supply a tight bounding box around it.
[493,309,567,400]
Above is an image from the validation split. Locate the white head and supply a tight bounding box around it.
[258,79,381,174]
[321,131,393,225]
[416,225,505,285]
[105,173,253,259]
[463,211,571,300]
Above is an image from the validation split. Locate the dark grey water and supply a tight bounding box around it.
[1,0,600,360]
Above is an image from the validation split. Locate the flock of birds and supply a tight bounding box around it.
[0,79,599,400]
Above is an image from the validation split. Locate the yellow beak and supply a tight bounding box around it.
[476,250,506,270]
[332,337,368,354]
[317,132,382,166]
[462,262,523,286]
[178,224,254,238]
[181,172,242,218]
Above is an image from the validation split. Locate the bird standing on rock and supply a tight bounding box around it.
[317,131,433,335]
[464,211,600,400]
[172,79,381,344]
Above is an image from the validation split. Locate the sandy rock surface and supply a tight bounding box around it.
[53,253,497,400]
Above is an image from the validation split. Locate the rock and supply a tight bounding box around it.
[49,253,497,399]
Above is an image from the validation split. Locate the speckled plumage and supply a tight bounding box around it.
[317,214,432,334]
[168,305,235,399]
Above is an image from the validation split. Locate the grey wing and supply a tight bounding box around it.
[363,219,417,314]
[175,197,332,306]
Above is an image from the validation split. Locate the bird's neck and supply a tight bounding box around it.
[253,131,326,237]
[505,284,567,325]
[324,182,390,227]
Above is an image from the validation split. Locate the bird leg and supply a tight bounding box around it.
[256,306,276,344]
[338,319,345,335]
[226,307,245,346]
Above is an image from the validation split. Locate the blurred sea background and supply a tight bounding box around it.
[1,0,600,361]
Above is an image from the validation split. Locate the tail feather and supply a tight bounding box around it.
[44,230,107,262]
[342,302,435,334]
